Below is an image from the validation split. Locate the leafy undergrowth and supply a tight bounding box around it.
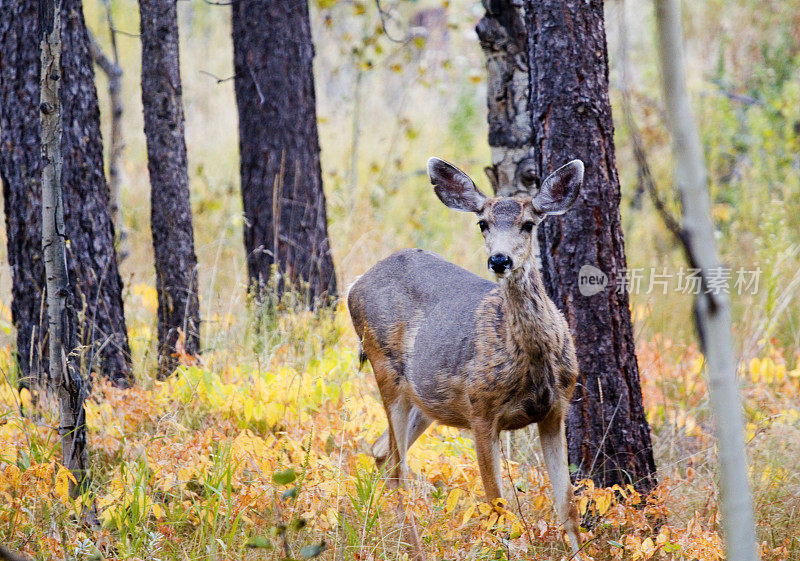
[1,298,799,560]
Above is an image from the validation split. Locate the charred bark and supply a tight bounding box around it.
[231,0,337,306]
[139,0,201,377]
[0,0,47,383]
[0,0,132,387]
[479,0,657,493]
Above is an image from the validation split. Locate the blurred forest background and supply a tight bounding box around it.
[1,0,799,559]
[2,0,795,352]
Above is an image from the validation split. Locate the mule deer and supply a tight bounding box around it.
[347,157,584,558]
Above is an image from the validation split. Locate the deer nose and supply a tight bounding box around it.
[488,254,513,274]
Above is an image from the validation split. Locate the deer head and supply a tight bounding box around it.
[427,158,584,278]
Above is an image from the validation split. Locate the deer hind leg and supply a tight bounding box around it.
[382,397,426,561]
[372,406,432,468]
[472,420,502,501]
[387,397,413,484]
[538,410,582,559]
[363,349,425,559]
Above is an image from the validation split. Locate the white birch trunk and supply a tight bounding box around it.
[40,0,89,495]
[654,1,759,559]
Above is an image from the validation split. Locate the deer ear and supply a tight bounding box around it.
[427,157,487,213]
[533,159,584,215]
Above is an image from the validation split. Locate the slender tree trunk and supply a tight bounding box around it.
[139,0,201,377]
[87,22,126,255]
[39,0,89,494]
[0,0,132,387]
[654,1,758,558]
[478,0,657,493]
[231,0,337,306]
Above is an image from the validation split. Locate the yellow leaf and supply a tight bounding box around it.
[491,497,508,510]
[133,283,158,313]
[445,488,463,513]
[578,495,589,515]
[19,387,32,408]
[54,466,74,503]
[99,506,115,527]
[461,503,477,525]
[151,503,165,519]
[177,467,193,483]
[640,536,656,557]
[326,507,339,526]
[596,491,611,515]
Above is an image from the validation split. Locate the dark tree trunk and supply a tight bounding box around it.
[231,0,337,305]
[139,0,201,377]
[0,0,132,387]
[0,1,46,383]
[478,0,657,493]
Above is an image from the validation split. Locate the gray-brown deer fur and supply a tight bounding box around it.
[347,157,584,557]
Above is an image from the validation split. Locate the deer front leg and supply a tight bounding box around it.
[473,420,502,501]
[538,410,582,559]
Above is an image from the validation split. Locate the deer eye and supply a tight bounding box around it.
[477,220,488,232]
[521,221,535,233]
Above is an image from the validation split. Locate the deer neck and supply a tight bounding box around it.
[499,260,551,358]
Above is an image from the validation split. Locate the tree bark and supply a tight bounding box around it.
[476,1,536,196]
[478,0,657,493]
[39,0,89,494]
[231,0,337,306]
[1,1,47,383]
[139,0,201,377]
[654,1,758,558]
[0,0,132,387]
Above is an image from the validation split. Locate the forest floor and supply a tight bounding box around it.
[1,291,799,561]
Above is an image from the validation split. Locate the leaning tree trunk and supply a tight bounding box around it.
[0,0,132,388]
[654,1,758,558]
[88,24,127,254]
[231,0,337,306]
[478,0,657,493]
[39,0,89,494]
[139,0,201,377]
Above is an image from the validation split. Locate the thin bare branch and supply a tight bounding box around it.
[86,30,121,78]
[199,69,237,83]
[86,25,126,256]
[374,0,408,44]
